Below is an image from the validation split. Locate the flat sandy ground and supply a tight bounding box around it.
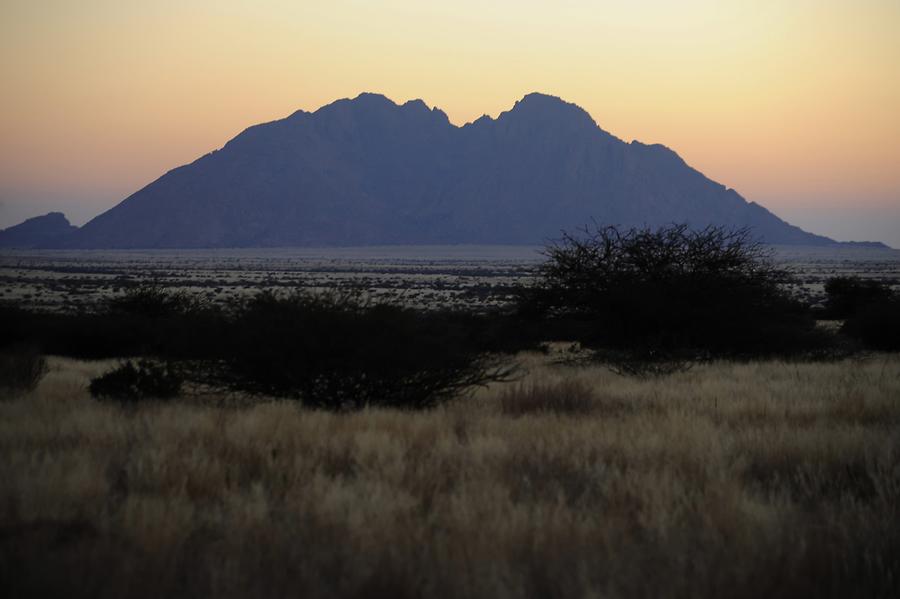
[1,354,899,598]
[3,245,898,312]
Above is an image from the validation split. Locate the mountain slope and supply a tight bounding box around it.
[64,92,836,248]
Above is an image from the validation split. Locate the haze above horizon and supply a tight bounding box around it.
[1,0,899,245]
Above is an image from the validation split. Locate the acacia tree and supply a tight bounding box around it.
[208,290,518,410]
[520,223,817,359]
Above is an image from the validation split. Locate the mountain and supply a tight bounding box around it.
[0,212,77,248]
[23,93,860,248]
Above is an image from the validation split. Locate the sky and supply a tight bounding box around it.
[1,0,899,245]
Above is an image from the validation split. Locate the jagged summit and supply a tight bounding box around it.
[10,92,860,249]
[401,98,428,110]
[505,92,596,122]
[316,92,428,113]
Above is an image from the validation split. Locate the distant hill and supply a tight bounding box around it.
[0,212,77,248]
[5,92,885,249]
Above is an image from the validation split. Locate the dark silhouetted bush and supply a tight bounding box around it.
[0,344,47,398]
[821,276,900,350]
[519,223,823,362]
[211,290,515,410]
[89,360,182,402]
[5,287,519,409]
[824,277,893,319]
[842,297,900,351]
[595,347,699,377]
[107,282,208,318]
[0,286,224,361]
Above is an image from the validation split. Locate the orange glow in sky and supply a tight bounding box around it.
[1,0,899,244]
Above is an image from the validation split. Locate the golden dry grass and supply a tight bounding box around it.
[1,354,899,598]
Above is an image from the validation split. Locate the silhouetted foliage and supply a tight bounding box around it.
[6,287,516,409]
[0,285,538,366]
[823,276,893,319]
[209,290,516,409]
[89,360,182,402]
[842,296,900,351]
[818,276,900,350]
[0,344,47,398]
[520,223,822,362]
[0,284,224,360]
[596,348,699,378]
[107,282,208,318]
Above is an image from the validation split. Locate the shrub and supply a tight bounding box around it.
[107,282,207,318]
[824,276,900,350]
[823,276,893,319]
[5,288,517,409]
[519,223,820,359]
[842,297,900,351]
[0,344,47,398]
[596,347,698,377]
[89,360,182,402]
[23,286,224,360]
[498,379,595,416]
[207,290,516,410]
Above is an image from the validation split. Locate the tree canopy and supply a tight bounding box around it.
[520,223,817,357]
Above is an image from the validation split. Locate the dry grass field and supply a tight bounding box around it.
[2,353,899,598]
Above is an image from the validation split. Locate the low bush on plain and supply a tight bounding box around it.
[595,347,699,377]
[89,360,182,402]
[0,285,223,360]
[519,223,827,366]
[842,296,900,351]
[819,276,900,350]
[106,283,208,318]
[21,288,518,410]
[211,290,516,410]
[823,276,894,319]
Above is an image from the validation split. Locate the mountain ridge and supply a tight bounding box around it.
[1,92,888,249]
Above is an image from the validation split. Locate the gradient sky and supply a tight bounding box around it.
[2,0,899,245]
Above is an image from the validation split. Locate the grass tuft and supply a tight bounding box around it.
[498,379,596,416]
